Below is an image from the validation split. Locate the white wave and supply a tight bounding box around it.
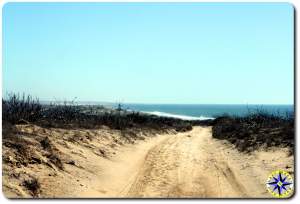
[142,111,214,121]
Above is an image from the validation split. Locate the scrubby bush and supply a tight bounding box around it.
[2,93,203,132]
[23,177,41,197]
[2,93,42,124]
[212,110,294,152]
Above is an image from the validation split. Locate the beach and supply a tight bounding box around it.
[3,124,293,198]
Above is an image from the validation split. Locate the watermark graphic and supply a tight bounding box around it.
[266,170,293,198]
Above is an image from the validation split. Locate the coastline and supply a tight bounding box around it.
[2,95,295,198]
[141,111,215,121]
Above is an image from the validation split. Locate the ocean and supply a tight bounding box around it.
[122,104,294,120]
[44,101,294,121]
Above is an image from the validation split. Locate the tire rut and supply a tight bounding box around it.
[125,127,249,198]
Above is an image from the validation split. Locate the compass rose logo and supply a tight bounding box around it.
[266,170,293,198]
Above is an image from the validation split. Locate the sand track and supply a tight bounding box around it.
[79,127,293,198]
[124,127,247,198]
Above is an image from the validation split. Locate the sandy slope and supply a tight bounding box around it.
[3,126,294,198]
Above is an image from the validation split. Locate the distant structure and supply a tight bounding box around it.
[116,103,122,111]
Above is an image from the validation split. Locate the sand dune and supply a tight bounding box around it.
[3,125,293,198]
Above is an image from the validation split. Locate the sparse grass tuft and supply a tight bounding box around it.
[23,177,41,197]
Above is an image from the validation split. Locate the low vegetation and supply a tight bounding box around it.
[2,93,42,124]
[3,93,294,154]
[23,177,41,197]
[3,93,211,131]
[212,110,294,153]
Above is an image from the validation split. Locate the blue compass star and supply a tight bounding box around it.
[267,172,292,195]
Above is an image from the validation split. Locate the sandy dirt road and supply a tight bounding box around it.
[79,127,293,198]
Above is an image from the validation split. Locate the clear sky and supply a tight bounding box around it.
[3,3,294,104]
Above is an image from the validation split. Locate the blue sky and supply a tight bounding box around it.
[3,3,294,104]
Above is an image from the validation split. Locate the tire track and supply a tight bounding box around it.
[125,127,248,198]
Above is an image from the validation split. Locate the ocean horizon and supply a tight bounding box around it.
[42,101,294,120]
[124,104,294,120]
